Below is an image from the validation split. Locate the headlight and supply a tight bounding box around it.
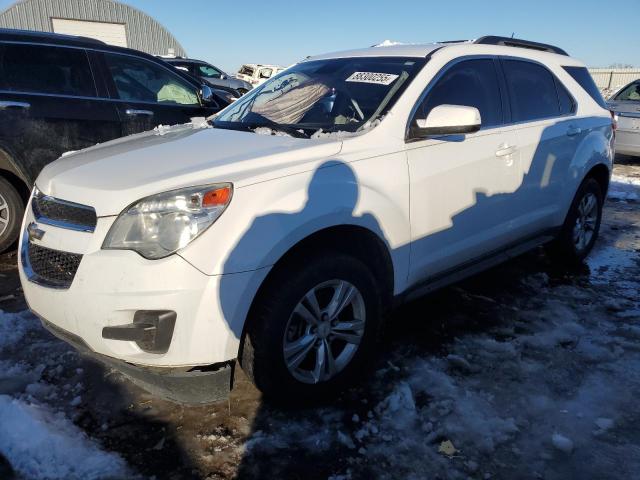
[103,183,232,259]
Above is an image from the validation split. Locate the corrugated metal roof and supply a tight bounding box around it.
[0,0,187,56]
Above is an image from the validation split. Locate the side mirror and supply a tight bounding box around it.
[199,84,219,109]
[413,104,481,137]
[220,74,227,80]
[200,84,215,104]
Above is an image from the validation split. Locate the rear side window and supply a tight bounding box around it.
[0,43,96,97]
[562,66,607,108]
[503,60,559,122]
[418,59,503,128]
[557,80,575,115]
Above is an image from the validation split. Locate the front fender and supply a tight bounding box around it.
[179,159,410,291]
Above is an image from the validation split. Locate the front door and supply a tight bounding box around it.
[406,58,522,285]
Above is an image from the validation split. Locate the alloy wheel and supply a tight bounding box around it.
[283,279,366,384]
[572,192,598,252]
[0,191,9,238]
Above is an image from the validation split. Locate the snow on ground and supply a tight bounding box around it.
[608,173,640,201]
[0,311,133,480]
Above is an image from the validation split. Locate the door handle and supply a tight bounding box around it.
[125,109,154,116]
[0,101,30,110]
[495,144,518,157]
[566,126,582,137]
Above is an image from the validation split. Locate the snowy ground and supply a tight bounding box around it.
[0,156,639,480]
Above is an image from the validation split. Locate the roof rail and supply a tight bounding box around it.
[474,35,568,56]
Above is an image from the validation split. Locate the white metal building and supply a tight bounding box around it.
[0,0,187,56]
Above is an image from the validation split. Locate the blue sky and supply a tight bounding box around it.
[1,0,638,72]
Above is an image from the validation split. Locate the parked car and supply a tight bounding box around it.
[161,57,253,95]
[0,28,229,252]
[235,63,285,87]
[607,79,640,156]
[19,36,614,404]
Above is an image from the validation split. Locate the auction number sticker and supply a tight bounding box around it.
[346,72,399,85]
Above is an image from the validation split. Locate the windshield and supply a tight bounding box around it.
[214,57,425,137]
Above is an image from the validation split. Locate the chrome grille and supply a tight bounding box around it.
[32,190,97,232]
[25,242,82,289]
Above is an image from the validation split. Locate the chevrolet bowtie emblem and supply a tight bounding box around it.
[27,222,45,241]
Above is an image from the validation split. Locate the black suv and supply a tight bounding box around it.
[0,29,227,252]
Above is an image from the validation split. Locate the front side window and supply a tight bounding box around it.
[198,64,222,79]
[0,43,95,97]
[215,57,425,137]
[104,53,199,105]
[503,60,560,122]
[615,81,640,102]
[417,59,503,129]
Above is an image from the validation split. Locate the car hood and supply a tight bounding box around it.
[37,124,342,217]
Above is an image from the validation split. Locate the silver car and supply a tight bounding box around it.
[608,79,640,156]
[162,57,253,95]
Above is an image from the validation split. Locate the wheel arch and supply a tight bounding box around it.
[584,162,610,197]
[0,148,30,202]
[236,224,395,360]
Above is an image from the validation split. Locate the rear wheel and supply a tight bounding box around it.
[0,177,23,253]
[240,252,382,403]
[548,177,603,264]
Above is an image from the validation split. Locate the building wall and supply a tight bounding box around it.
[0,0,186,56]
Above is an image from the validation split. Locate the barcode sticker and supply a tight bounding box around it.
[345,72,399,85]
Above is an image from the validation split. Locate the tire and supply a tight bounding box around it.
[240,252,382,404]
[0,177,24,253]
[547,177,603,265]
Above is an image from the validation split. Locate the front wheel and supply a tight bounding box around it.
[240,253,382,403]
[548,177,604,264]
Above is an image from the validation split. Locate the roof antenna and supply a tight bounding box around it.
[510,32,515,38]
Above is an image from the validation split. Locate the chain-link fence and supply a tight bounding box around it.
[588,68,640,99]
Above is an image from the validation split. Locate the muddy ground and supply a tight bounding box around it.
[1,156,639,480]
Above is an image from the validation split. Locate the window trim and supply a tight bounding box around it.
[0,41,99,98]
[405,55,507,142]
[499,56,577,124]
[405,55,578,142]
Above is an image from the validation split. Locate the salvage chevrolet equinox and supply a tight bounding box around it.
[19,36,614,404]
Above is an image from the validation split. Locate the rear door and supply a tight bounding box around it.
[98,51,214,135]
[500,58,580,234]
[0,42,121,183]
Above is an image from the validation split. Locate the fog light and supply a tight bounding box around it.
[102,310,176,354]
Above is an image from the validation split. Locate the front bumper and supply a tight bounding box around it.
[40,317,233,404]
[19,203,269,370]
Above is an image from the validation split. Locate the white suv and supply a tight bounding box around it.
[19,36,614,404]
